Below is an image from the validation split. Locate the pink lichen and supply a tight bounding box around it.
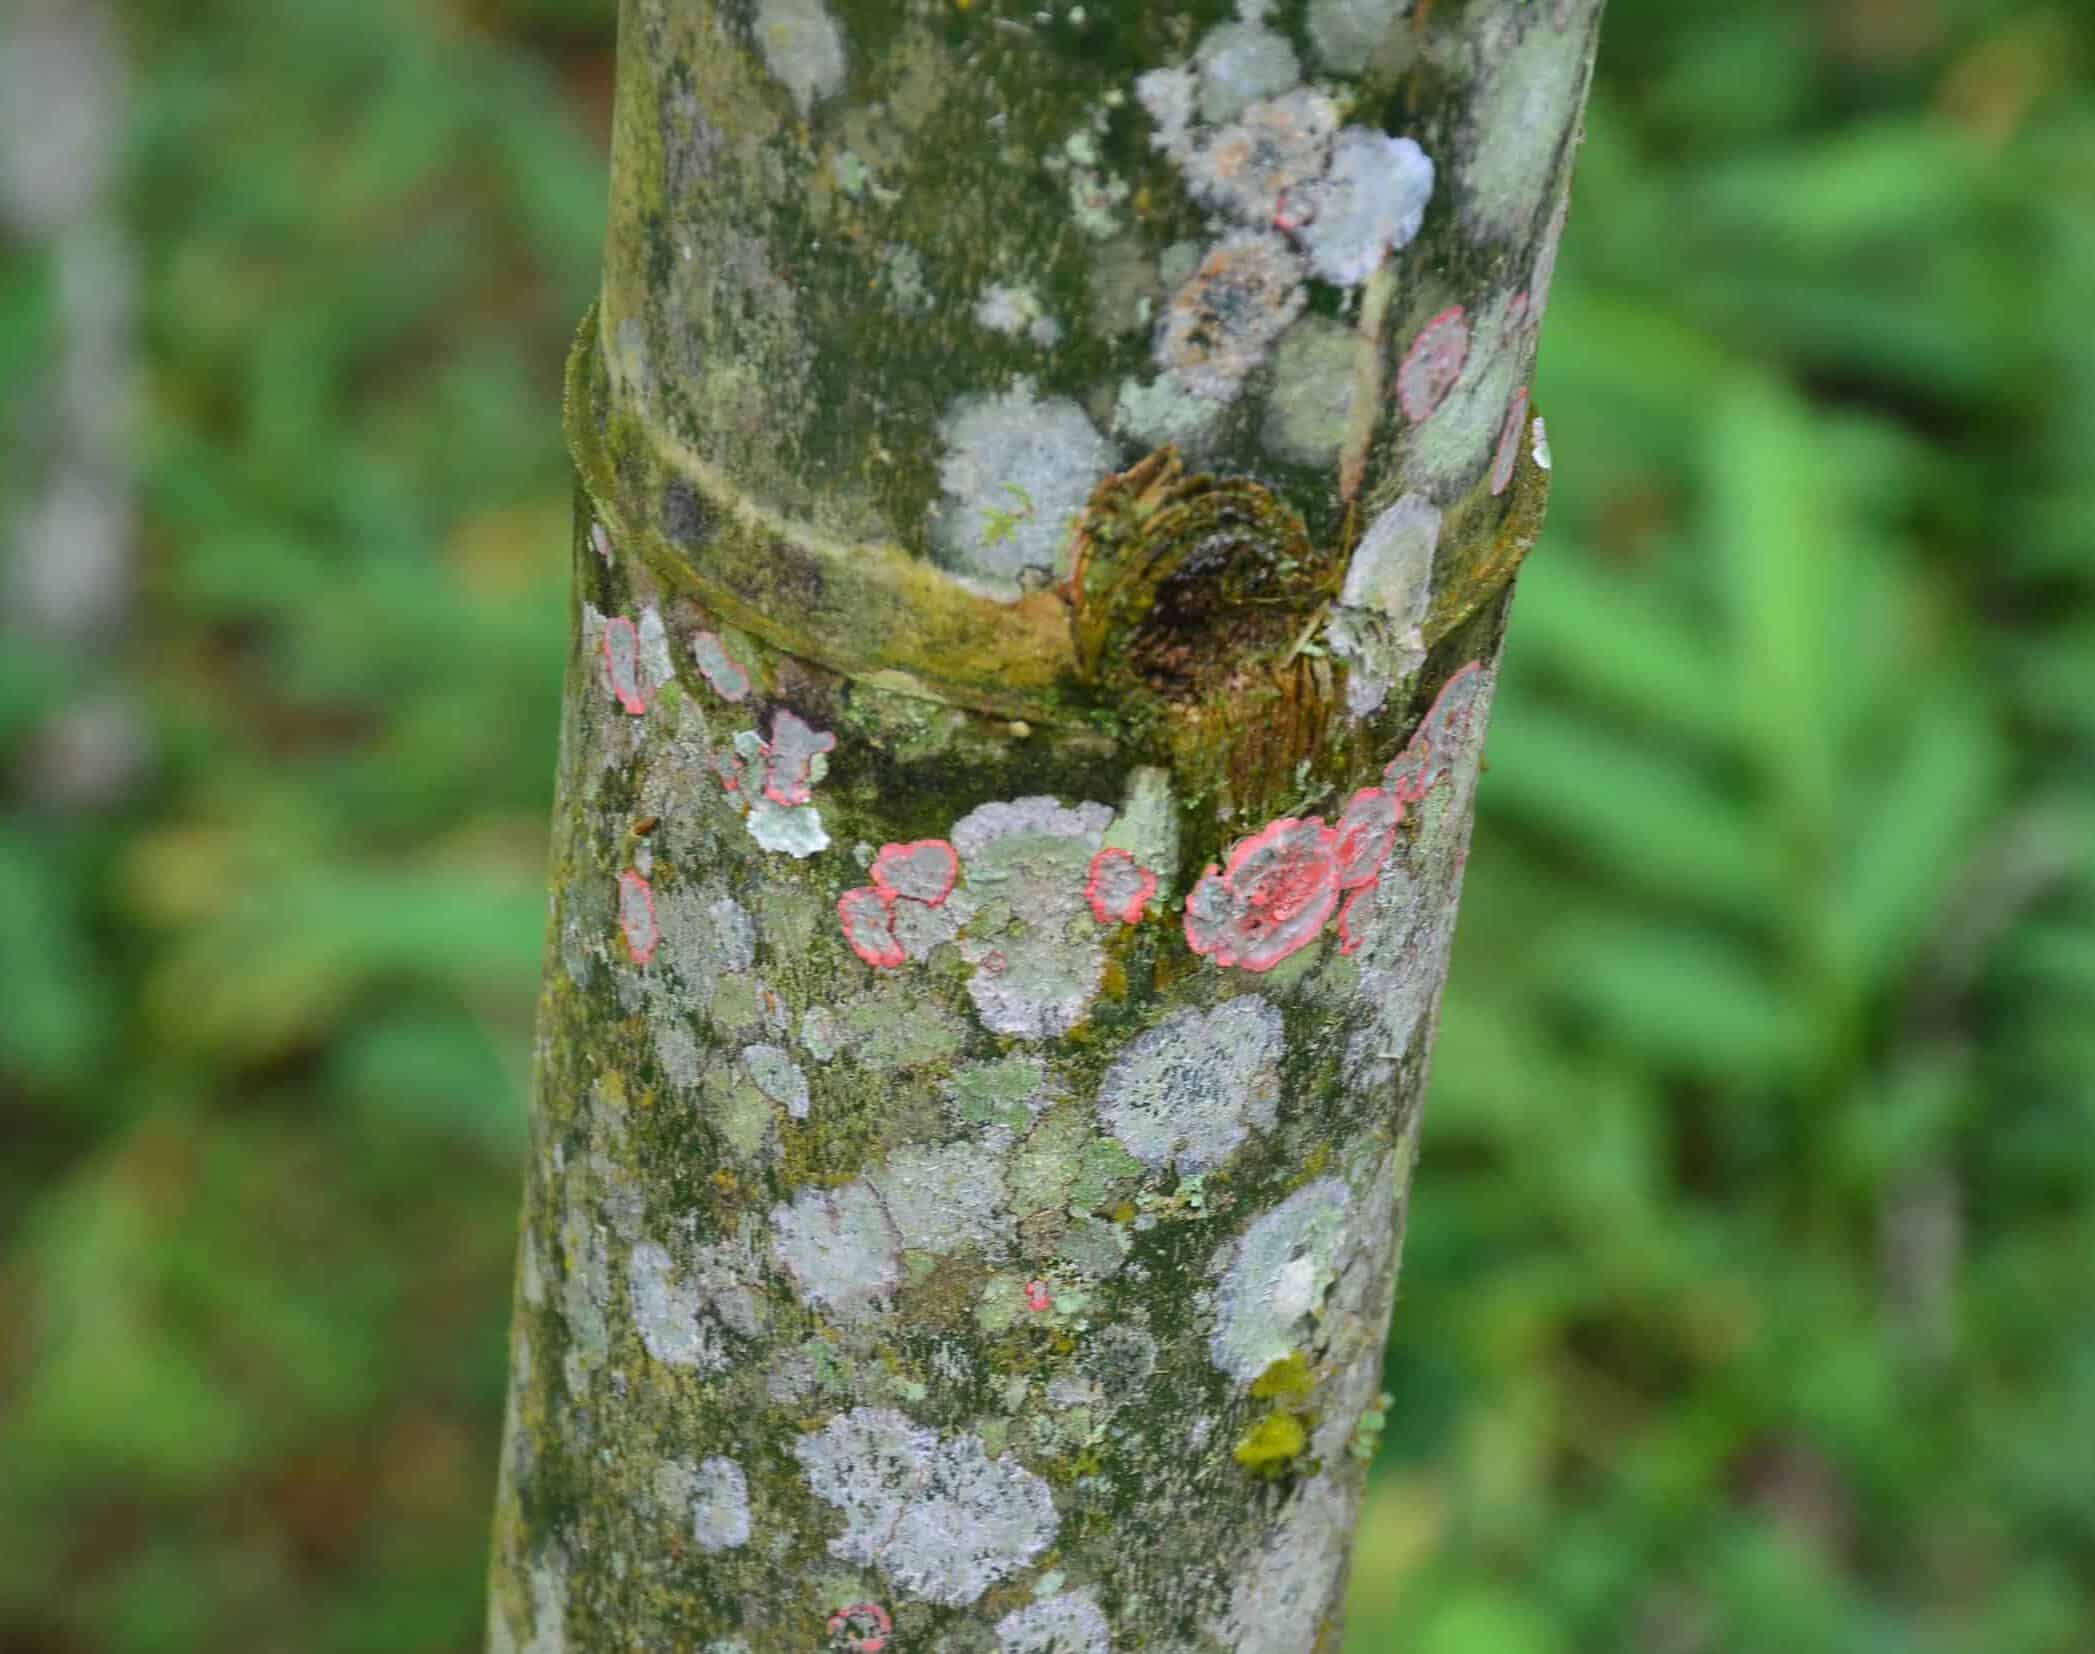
[1184,816,1342,972]
[1024,1279,1053,1313]
[1491,385,1530,497]
[713,751,744,794]
[1333,787,1400,888]
[762,709,837,806]
[1085,847,1157,926]
[691,630,751,702]
[1337,881,1376,955]
[827,1602,893,1654]
[1397,305,1468,422]
[601,616,647,716]
[871,839,961,907]
[838,886,906,970]
[617,869,659,964]
[1384,660,1489,804]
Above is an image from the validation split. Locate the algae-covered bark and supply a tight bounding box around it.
[491,0,1601,1647]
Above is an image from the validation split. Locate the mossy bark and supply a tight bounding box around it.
[490,1,1601,1648]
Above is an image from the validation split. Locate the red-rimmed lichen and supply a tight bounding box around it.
[1333,787,1400,888]
[1084,847,1156,926]
[1398,304,1469,421]
[601,616,647,716]
[871,839,960,907]
[1184,816,1342,972]
[837,885,907,970]
[616,869,659,963]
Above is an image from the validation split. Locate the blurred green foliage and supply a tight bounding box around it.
[0,0,2090,1650]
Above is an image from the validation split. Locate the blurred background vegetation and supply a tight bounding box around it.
[2,0,2092,1649]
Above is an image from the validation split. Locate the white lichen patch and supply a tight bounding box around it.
[1194,19,1302,123]
[1113,373,1227,455]
[1136,65,1199,157]
[1210,1177,1352,1383]
[930,381,1114,597]
[770,1180,901,1322]
[794,1408,1059,1606]
[1214,1472,1355,1652]
[753,0,846,116]
[1290,129,1434,286]
[746,796,830,857]
[653,883,756,987]
[741,1041,810,1118]
[505,1555,569,1654]
[1100,997,1285,1174]
[997,1588,1112,1653]
[1308,0,1407,72]
[974,283,1063,348]
[865,1138,1015,1258]
[656,1455,752,1553]
[1262,315,1358,466]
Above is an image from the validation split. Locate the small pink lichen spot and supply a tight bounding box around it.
[763,709,837,806]
[838,886,906,970]
[871,839,961,907]
[827,1602,893,1654]
[691,631,751,702]
[1184,816,1342,972]
[1337,881,1376,955]
[1398,304,1469,423]
[1491,385,1531,497]
[1333,788,1400,889]
[601,617,647,716]
[713,751,744,794]
[1024,1279,1053,1313]
[617,869,659,964]
[1086,847,1158,926]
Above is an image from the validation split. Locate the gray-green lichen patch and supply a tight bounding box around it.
[929,381,1114,597]
[951,796,1116,1040]
[753,0,845,117]
[997,1587,1111,1653]
[1459,5,1592,243]
[1213,1471,1355,1653]
[741,1040,810,1117]
[1326,491,1440,713]
[1400,286,1531,497]
[793,1408,1059,1606]
[770,1180,900,1322]
[1194,18,1302,123]
[1210,1176,1352,1384]
[1100,997,1285,1174]
[1103,766,1179,901]
[628,1224,767,1373]
[1262,315,1358,467]
[1308,0,1410,73]
[867,1138,1016,1258]
[655,1455,752,1553]
[1346,663,1498,1085]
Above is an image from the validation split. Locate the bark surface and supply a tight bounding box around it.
[490,1,1601,1648]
